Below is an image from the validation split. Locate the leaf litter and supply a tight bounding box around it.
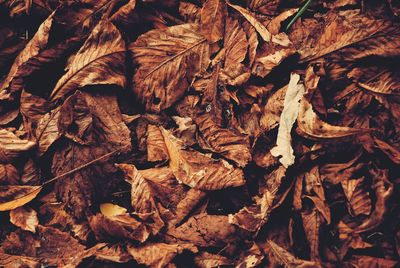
[0,0,400,267]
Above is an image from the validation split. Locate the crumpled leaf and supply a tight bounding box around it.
[130,23,209,112]
[0,128,36,163]
[297,98,368,139]
[220,16,250,86]
[341,177,372,217]
[52,91,131,219]
[194,252,232,267]
[160,127,245,190]
[0,163,19,185]
[195,114,251,167]
[117,164,166,235]
[10,206,39,233]
[270,73,304,168]
[229,166,286,232]
[0,13,53,102]
[167,213,238,247]
[89,213,150,242]
[49,19,126,101]
[265,240,322,268]
[2,225,86,266]
[127,242,197,268]
[227,2,271,42]
[200,0,226,43]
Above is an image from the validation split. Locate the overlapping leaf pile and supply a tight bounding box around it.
[1,0,400,267]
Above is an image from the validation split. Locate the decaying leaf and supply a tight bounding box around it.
[297,98,367,139]
[10,206,39,233]
[0,129,36,163]
[127,242,197,268]
[265,240,322,268]
[167,213,238,247]
[200,0,226,43]
[270,73,304,168]
[161,127,245,190]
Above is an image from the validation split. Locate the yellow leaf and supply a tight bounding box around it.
[0,185,41,211]
[100,203,127,217]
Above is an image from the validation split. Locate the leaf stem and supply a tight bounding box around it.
[285,0,313,32]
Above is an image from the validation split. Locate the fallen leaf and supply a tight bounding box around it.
[127,242,197,268]
[265,240,322,268]
[270,73,304,168]
[0,128,36,163]
[10,206,39,233]
[49,19,126,101]
[160,127,245,190]
[0,185,41,211]
[200,0,226,43]
[297,98,367,139]
[130,23,209,112]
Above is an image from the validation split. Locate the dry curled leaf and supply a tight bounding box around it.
[10,206,39,233]
[127,242,197,268]
[49,19,126,101]
[161,127,245,190]
[270,73,304,168]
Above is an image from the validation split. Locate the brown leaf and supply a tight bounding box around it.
[49,19,126,101]
[301,207,321,261]
[235,242,264,267]
[89,213,150,242]
[160,127,245,190]
[220,16,250,86]
[252,34,295,78]
[127,242,197,268]
[0,185,41,211]
[265,240,322,268]
[227,2,272,42]
[130,23,209,112]
[9,206,39,233]
[373,137,400,164]
[200,0,226,43]
[2,225,86,266]
[34,106,61,156]
[297,98,367,139]
[52,91,131,219]
[0,163,19,185]
[229,166,286,232]
[147,124,169,162]
[111,0,137,27]
[0,252,39,268]
[249,0,280,16]
[0,13,53,102]
[341,177,372,217]
[0,128,36,163]
[355,167,393,233]
[194,252,232,267]
[195,114,251,167]
[299,10,400,62]
[117,164,166,235]
[167,213,238,247]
